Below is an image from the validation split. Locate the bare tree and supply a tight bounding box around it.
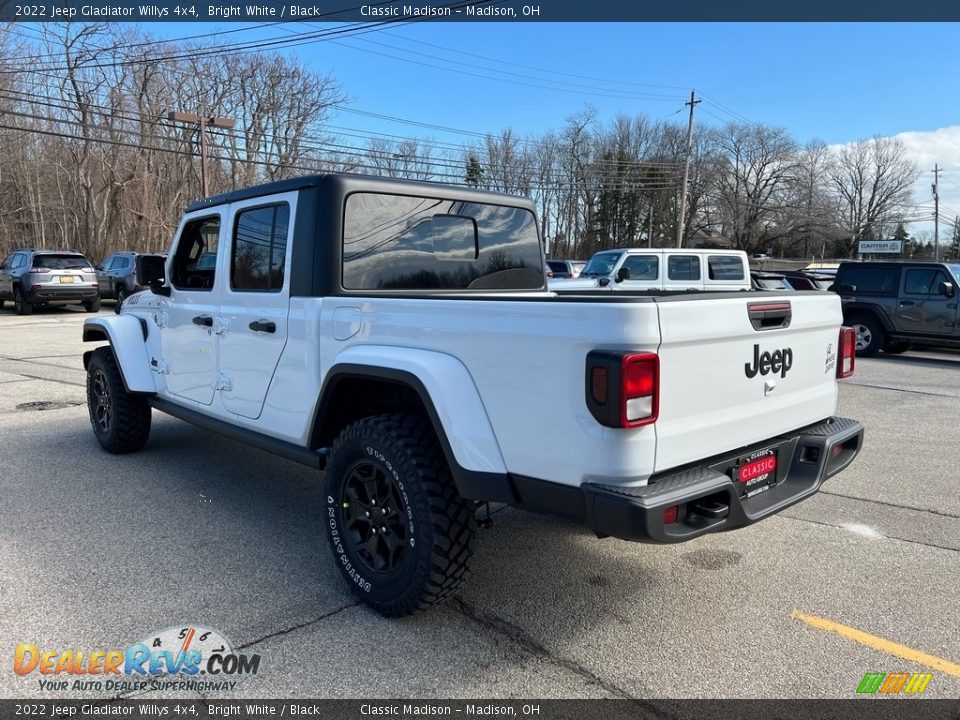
[830,136,919,257]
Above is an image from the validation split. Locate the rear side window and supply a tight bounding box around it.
[903,268,948,295]
[667,255,701,281]
[343,193,543,291]
[231,203,290,292]
[622,255,658,280]
[708,255,744,280]
[114,256,130,270]
[838,266,898,294]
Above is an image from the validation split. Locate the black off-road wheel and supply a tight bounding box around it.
[324,414,475,617]
[14,287,32,315]
[84,295,101,313]
[86,346,151,453]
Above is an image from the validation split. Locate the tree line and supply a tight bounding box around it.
[0,24,936,263]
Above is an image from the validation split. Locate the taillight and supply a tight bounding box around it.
[837,326,856,378]
[585,351,659,428]
[621,353,658,427]
[30,267,50,273]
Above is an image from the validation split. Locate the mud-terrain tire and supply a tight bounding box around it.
[324,413,475,617]
[86,346,151,453]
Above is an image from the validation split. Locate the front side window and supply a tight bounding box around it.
[342,193,542,291]
[231,203,290,292]
[668,255,701,281]
[904,268,948,295]
[622,255,658,281]
[114,256,130,270]
[171,216,221,291]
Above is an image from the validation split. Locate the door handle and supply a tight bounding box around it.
[192,315,213,327]
[249,319,276,334]
[899,300,914,306]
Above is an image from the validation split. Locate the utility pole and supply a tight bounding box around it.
[168,111,236,197]
[676,90,700,248]
[648,204,654,248]
[932,163,940,262]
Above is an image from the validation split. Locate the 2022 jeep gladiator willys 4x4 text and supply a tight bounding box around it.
[81,174,864,616]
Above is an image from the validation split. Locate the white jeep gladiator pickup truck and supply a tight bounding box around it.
[549,248,752,292]
[81,174,864,616]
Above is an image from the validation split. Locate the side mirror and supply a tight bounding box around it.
[938,281,955,297]
[140,255,169,295]
[598,277,611,288]
[615,267,631,283]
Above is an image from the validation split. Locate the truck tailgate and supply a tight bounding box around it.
[654,293,842,472]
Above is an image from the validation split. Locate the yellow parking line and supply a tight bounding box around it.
[791,609,960,678]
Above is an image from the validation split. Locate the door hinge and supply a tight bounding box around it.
[213,317,229,335]
[215,373,233,391]
[154,311,168,328]
[150,357,169,374]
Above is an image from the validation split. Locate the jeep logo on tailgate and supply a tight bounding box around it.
[745,344,793,378]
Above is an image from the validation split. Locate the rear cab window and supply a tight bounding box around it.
[707,255,745,281]
[342,192,543,291]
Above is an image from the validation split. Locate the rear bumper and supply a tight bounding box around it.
[25,285,98,304]
[513,416,863,544]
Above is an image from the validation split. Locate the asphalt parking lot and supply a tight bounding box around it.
[1,305,959,701]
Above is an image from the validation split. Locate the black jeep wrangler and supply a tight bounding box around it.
[831,261,960,356]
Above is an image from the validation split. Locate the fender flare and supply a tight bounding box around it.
[82,316,155,393]
[315,346,510,501]
[842,302,894,334]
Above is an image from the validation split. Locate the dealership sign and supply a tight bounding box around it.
[858,240,903,254]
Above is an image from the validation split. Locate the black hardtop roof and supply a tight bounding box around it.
[838,260,948,267]
[185,173,535,213]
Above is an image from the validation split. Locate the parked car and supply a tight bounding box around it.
[780,271,834,291]
[751,271,795,291]
[831,261,960,355]
[552,249,752,292]
[752,253,771,261]
[97,251,168,311]
[546,259,586,279]
[0,249,99,315]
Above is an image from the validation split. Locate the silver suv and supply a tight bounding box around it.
[96,252,166,311]
[0,249,100,315]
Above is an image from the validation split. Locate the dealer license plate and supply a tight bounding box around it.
[60,275,74,283]
[733,449,778,497]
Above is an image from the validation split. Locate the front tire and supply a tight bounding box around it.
[86,347,151,453]
[850,315,884,357]
[323,414,475,617]
[14,287,32,315]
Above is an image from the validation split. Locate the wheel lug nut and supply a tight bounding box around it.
[365,511,370,517]
[381,526,387,533]
[371,528,377,534]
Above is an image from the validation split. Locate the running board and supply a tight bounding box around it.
[148,397,328,469]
